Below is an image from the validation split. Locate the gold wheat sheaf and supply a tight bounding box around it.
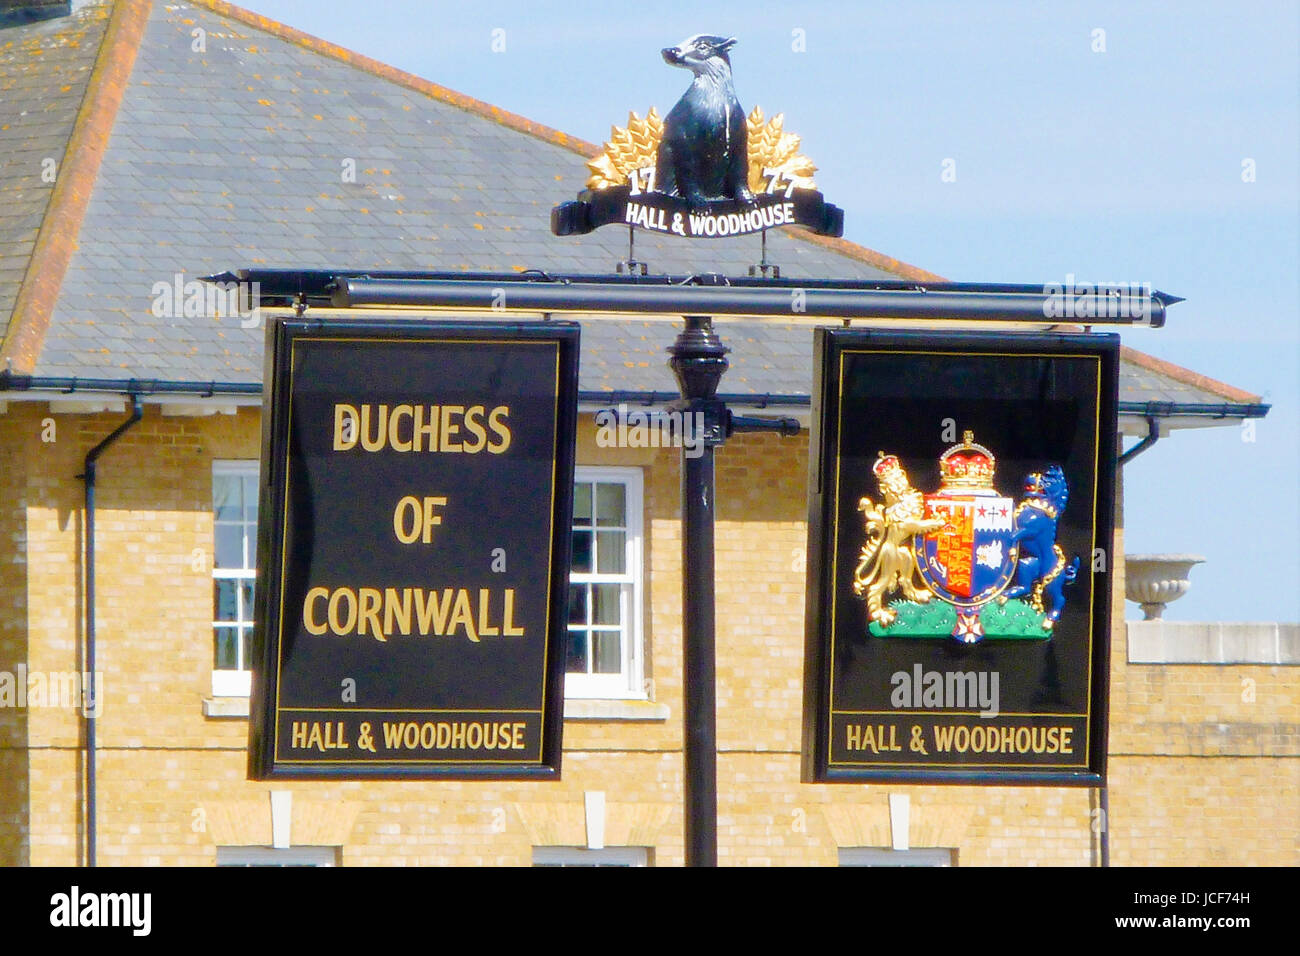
[585,105,817,193]
[745,107,817,193]
[586,108,664,190]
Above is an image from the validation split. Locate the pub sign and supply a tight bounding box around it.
[249,319,579,779]
[802,330,1118,785]
[551,34,843,239]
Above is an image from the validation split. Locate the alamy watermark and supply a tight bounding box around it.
[150,273,262,328]
[50,886,150,936]
[0,665,103,718]
[595,404,706,459]
[1043,274,1152,321]
[891,664,999,718]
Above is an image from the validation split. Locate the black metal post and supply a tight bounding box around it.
[1100,785,1111,867]
[668,315,730,867]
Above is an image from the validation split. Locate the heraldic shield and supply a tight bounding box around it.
[852,431,1077,644]
[914,434,1017,641]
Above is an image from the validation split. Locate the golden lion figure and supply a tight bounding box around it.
[852,454,946,626]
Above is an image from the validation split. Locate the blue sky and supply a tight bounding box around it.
[236,0,1299,622]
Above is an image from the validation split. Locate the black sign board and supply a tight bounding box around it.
[249,319,579,779]
[803,330,1118,785]
[552,186,843,240]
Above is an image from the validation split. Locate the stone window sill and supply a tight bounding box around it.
[203,696,251,718]
[563,699,670,721]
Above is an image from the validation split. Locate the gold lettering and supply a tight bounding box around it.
[412,405,438,452]
[487,405,511,453]
[414,589,453,635]
[861,726,880,754]
[388,404,413,452]
[477,588,500,637]
[330,404,515,453]
[384,588,411,636]
[461,405,487,453]
[393,496,421,544]
[357,587,384,641]
[333,404,358,450]
[300,587,529,640]
[502,589,525,636]
[303,587,329,635]
[441,405,463,452]
[360,404,388,452]
[327,588,357,635]
[448,589,477,641]
[422,496,446,543]
[391,496,445,545]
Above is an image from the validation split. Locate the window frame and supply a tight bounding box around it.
[565,466,645,700]
[216,846,338,867]
[211,460,259,698]
[838,847,957,867]
[532,846,649,867]
[207,462,648,702]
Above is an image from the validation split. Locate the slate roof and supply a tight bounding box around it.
[0,0,1267,419]
[579,319,1268,415]
[0,0,109,342]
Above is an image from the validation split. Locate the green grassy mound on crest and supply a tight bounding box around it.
[867,597,1050,639]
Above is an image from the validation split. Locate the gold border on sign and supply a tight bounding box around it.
[825,347,1103,771]
[270,335,562,769]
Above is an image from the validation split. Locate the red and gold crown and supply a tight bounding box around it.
[938,431,996,489]
[873,452,904,481]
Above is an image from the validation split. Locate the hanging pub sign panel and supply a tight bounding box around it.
[551,34,843,239]
[249,319,579,779]
[802,330,1118,785]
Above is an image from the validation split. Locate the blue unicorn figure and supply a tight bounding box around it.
[1001,465,1079,631]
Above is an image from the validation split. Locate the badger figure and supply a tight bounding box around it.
[655,34,755,207]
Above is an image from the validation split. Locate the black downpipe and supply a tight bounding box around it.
[1118,417,1160,465]
[78,396,143,868]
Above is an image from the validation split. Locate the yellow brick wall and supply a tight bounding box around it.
[1,405,1295,866]
[1107,756,1298,865]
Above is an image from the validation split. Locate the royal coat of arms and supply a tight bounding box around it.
[852,432,1080,643]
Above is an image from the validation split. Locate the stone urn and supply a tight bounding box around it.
[1124,554,1206,619]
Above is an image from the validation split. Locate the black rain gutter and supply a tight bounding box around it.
[0,371,262,397]
[76,395,143,868]
[1117,400,1270,419]
[583,392,1273,421]
[0,375,1269,422]
[581,390,808,408]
